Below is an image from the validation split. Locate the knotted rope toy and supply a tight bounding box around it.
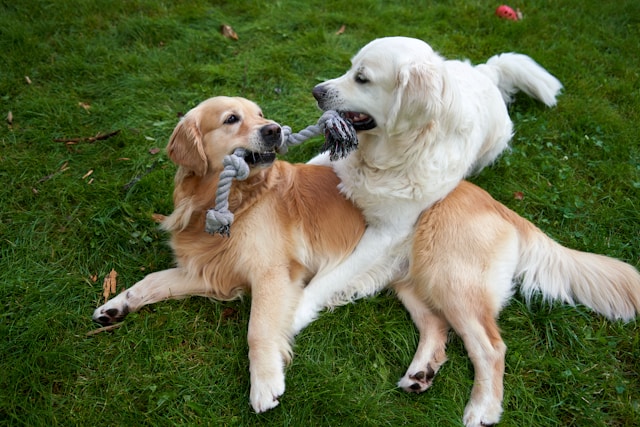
[205,110,358,236]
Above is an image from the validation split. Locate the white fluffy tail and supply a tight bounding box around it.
[478,53,563,107]
[516,229,640,321]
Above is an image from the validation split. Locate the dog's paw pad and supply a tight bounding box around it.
[399,364,436,393]
[93,305,129,326]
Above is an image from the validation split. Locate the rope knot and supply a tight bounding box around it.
[205,111,357,236]
[204,149,249,236]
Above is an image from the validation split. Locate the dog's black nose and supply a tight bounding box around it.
[312,84,328,101]
[260,123,282,147]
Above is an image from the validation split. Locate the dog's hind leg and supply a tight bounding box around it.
[394,283,449,393]
[92,268,208,325]
[446,303,505,427]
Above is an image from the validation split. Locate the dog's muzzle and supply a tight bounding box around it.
[244,123,281,166]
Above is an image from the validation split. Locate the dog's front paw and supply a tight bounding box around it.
[92,296,130,325]
[463,400,503,427]
[250,375,285,413]
[397,364,437,393]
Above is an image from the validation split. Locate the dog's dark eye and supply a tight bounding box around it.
[355,74,369,84]
[224,114,239,124]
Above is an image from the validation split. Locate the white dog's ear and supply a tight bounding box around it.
[167,116,208,176]
[388,62,444,132]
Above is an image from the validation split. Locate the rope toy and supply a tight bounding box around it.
[204,148,249,237]
[205,110,357,236]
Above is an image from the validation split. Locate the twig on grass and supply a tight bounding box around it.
[86,323,123,337]
[54,130,120,144]
[122,160,160,192]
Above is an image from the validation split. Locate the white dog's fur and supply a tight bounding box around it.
[294,37,564,329]
[294,37,639,426]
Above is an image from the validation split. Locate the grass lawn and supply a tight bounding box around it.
[1,0,638,425]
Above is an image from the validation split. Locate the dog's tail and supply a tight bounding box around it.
[477,53,563,107]
[514,219,640,321]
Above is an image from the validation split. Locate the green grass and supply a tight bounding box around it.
[1,0,638,425]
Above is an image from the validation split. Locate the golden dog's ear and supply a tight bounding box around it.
[167,116,208,176]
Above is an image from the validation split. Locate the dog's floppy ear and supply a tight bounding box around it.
[388,61,445,133]
[166,115,208,176]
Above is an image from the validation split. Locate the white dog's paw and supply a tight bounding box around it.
[462,400,503,427]
[250,375,285,413]
[397,364,437,393]
[92,294,130,325]
[292,299,321,335]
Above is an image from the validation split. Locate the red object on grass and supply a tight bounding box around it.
[495,5,519,21]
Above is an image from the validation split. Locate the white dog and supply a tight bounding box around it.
[291,37,632,427]
[294,36,564,330]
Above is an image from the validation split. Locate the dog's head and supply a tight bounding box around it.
[312,37,446,137]
[167,96,282,176]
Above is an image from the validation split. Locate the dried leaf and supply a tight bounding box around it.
[151,213,166,223]
[221,307,238,321]
[221,24,238,40]
[148,147,161,155]
[336,24,346,35]
[90,274,98,283]
[7,111,13,125]
[25,76,32,85]
[82,169,94,180]
[78,102,91,111]
[102,269,118,303]
[513,191,524,200]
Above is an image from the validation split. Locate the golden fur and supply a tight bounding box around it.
[295,37,638,426]
[92,96,640,424]
[93,96,365,413]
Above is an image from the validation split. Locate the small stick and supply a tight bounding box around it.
[54,130,120,144]
[86,323,123,336]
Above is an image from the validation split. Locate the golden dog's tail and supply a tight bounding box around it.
[478,53,563,107]
[515,222,640,321]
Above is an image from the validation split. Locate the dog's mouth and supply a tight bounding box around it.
[341,111,377,131]
[243,150,276,166]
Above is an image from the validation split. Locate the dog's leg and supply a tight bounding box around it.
[292,227,402,334]
[394,283,449,393]
[247,269,303,413]
[447,306,505,427]
[92,268,206,325]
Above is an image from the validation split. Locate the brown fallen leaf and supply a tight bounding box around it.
[148,147,161,155]
[221,24,238,40]
[151,213,166,223]
[221,307,239,321]
[102,269,118,303]
[336,24,346,35]
[90,274,98,283]
[513,191,524,200]
[7,111,13,125]
[79,102,91,111]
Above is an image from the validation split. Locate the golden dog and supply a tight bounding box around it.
[93,96,365,413]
